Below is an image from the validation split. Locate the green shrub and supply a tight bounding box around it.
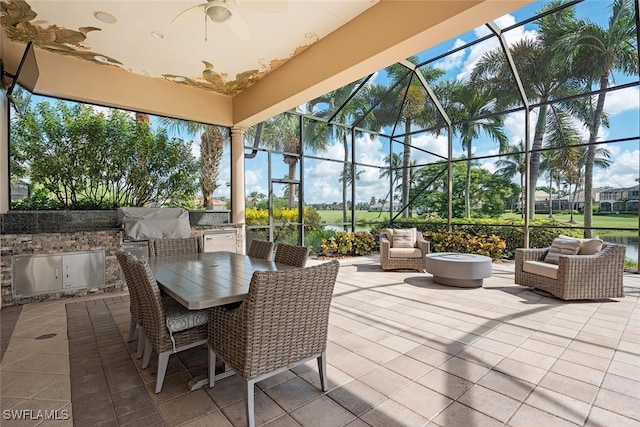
[321,231,376,256]
[305,228,335,255]
[369,217,583,259]
[424,230,508,259]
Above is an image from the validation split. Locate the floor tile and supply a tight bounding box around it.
[2,257,639,427]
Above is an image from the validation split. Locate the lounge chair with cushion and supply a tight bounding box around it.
[515,235,625,300]
[380,228,430,272]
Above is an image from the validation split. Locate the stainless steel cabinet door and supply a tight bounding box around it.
[62,252,106,289]
[13,255,63,297]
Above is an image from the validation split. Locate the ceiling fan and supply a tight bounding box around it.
[171,0,287,41]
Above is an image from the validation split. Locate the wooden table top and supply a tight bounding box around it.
[147,251,295,310]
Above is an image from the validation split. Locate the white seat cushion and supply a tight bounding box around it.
[544,237,582,264]
[392,228,417,248]
[523,260,558,279]
[389,248,423,258]
[164,298,207,333]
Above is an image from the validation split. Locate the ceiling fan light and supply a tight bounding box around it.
[206,5,232,23]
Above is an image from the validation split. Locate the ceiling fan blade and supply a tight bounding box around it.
[239,0,287,13]
[171,3,207,25]
[226,13,251,41]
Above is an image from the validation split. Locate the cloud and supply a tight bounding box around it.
[603,86,640,116]
[594,149,639,189]
[456,14,538,81]
[435,38,466,71]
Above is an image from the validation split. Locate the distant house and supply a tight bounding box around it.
[208,199,228,211]
[598,185,639,212]
[369,202,400,212]
[10,180,29,200]
[600,185,639,201]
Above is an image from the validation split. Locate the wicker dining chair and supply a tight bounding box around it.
[128,255,208,393]
[207,260,340,427]
[273,242,309,267]
[148,236,201,257]
[115,250,146,359]
[246,239,274,260]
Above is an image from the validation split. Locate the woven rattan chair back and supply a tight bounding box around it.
[273,243,309,267]
[207,260,340,427]
[148,236,201,257]
[129,256,207,393]
[116,250,146,357]
[247,239,274,260]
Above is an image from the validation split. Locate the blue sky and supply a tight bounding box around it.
[260,0,640,205]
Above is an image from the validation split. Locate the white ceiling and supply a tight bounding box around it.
[3,0,379,96]
[1,1,533,127]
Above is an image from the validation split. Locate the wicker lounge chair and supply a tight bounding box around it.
[515,243,626,300]
[148,236,201,257]
[274,242,309,267]
[207,260,340,427]
[380,228,430,272]
[128,255,208,393]
[246,239,274,260]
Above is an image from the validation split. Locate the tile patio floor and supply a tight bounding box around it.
[1,255,639,426]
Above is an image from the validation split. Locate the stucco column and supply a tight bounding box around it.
[230,127,246,252]
[0,91,9,214]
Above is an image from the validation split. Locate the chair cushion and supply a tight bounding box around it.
[386,228,394,243]
[544,237,582,265]
[164,298,207,333]
[523,260,558,279]
[392,228,416,248]
[389,248,423,258]
[559,234,603,255]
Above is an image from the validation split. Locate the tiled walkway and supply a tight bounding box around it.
[1,255,639,426]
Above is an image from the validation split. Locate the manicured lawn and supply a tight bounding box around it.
[316,210,638,234]
[501,212,638,231]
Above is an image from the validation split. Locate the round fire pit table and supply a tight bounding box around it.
[425,252,492,288]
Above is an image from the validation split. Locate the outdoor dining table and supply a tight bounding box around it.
[147,250,297,309]
[147,250,297,390]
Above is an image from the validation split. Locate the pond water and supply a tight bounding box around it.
[598,235,638,262]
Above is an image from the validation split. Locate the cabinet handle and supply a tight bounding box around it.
[66,266,70,278]
[55,267,59,279]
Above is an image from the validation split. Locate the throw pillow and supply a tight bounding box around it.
[558,234,603,255]
[392,228,416,248]
[386,228,394,245]
[544,237,582,264]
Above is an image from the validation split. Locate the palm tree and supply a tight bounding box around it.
[494,140,526,215]
[338,163,364,219]
[378,153,402,217]
[560,0,638,236]
[450,80,508,217]
[571,145,613,223]
[540,150,563,218]
[307,80,370,226]
[157,117,226,210]
[371,58,445,217]
[255,112,330,208]
[471,2,582,219]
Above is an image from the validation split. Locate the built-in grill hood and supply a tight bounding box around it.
[117,207,191,241]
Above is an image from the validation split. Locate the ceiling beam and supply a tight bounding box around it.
[232,0,533,128]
